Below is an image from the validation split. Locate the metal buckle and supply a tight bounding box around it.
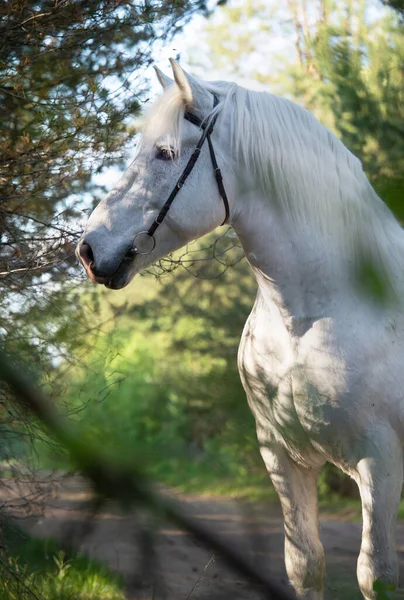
[131,231,156,256]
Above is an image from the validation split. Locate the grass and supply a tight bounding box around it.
[28,422,404,522]
[325,572,363,600]
[163,462,404,522]
[27,441,404,522]
[0,520,126,600]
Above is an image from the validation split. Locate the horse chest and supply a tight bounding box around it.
[238,302,347,464]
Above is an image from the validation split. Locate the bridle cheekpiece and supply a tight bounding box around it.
[128,94,229,257]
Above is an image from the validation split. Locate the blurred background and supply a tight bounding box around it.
[0,1,403,598]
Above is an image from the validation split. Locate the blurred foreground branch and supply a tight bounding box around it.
[0,349,295,600]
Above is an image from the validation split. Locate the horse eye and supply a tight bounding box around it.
[156,147,174,161]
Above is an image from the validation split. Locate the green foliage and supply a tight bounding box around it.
[0,0,213,384]
[356,256,394,305]
[373,579,396,599]
[0,521,125,600]
[35,240,271,494]
[0,0,210,293]
[0,0,212,493]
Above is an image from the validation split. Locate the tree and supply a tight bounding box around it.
[0,0,211,296]
[0,0,214,431]
[384,0,404,19]
[0,0,216,512]
[197,0,404,217]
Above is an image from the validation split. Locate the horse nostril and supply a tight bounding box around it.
[79,242,94,270]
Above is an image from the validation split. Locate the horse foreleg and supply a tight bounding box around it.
[260,445,325,600]
[355,429,403,600]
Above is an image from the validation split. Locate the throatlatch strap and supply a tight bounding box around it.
[207,134,229,225]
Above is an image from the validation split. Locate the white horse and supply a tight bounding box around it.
[77,59,404,600]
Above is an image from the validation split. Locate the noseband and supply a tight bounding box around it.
[128,95,229,256]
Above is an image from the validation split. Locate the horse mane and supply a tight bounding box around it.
[141,84,184,154]
[142,76,404,296]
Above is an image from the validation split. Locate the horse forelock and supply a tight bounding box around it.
[141,84,186,154]
[141,78,231,153]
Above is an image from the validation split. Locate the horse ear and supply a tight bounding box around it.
[153,66,173,90]
[169,58,211,114]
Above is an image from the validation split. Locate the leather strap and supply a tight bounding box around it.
[147,95,229,238]
[207,134,230,225]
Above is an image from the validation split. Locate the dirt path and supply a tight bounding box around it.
[4,476,404,599]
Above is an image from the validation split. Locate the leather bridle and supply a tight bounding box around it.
[128,94,229,256]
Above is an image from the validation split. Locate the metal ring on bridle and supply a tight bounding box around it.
[131,231,156,255]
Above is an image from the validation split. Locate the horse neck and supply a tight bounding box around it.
[232,185,403,327]
[219,87,404,324]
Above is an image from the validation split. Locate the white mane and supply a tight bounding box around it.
[142,77,404,295]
